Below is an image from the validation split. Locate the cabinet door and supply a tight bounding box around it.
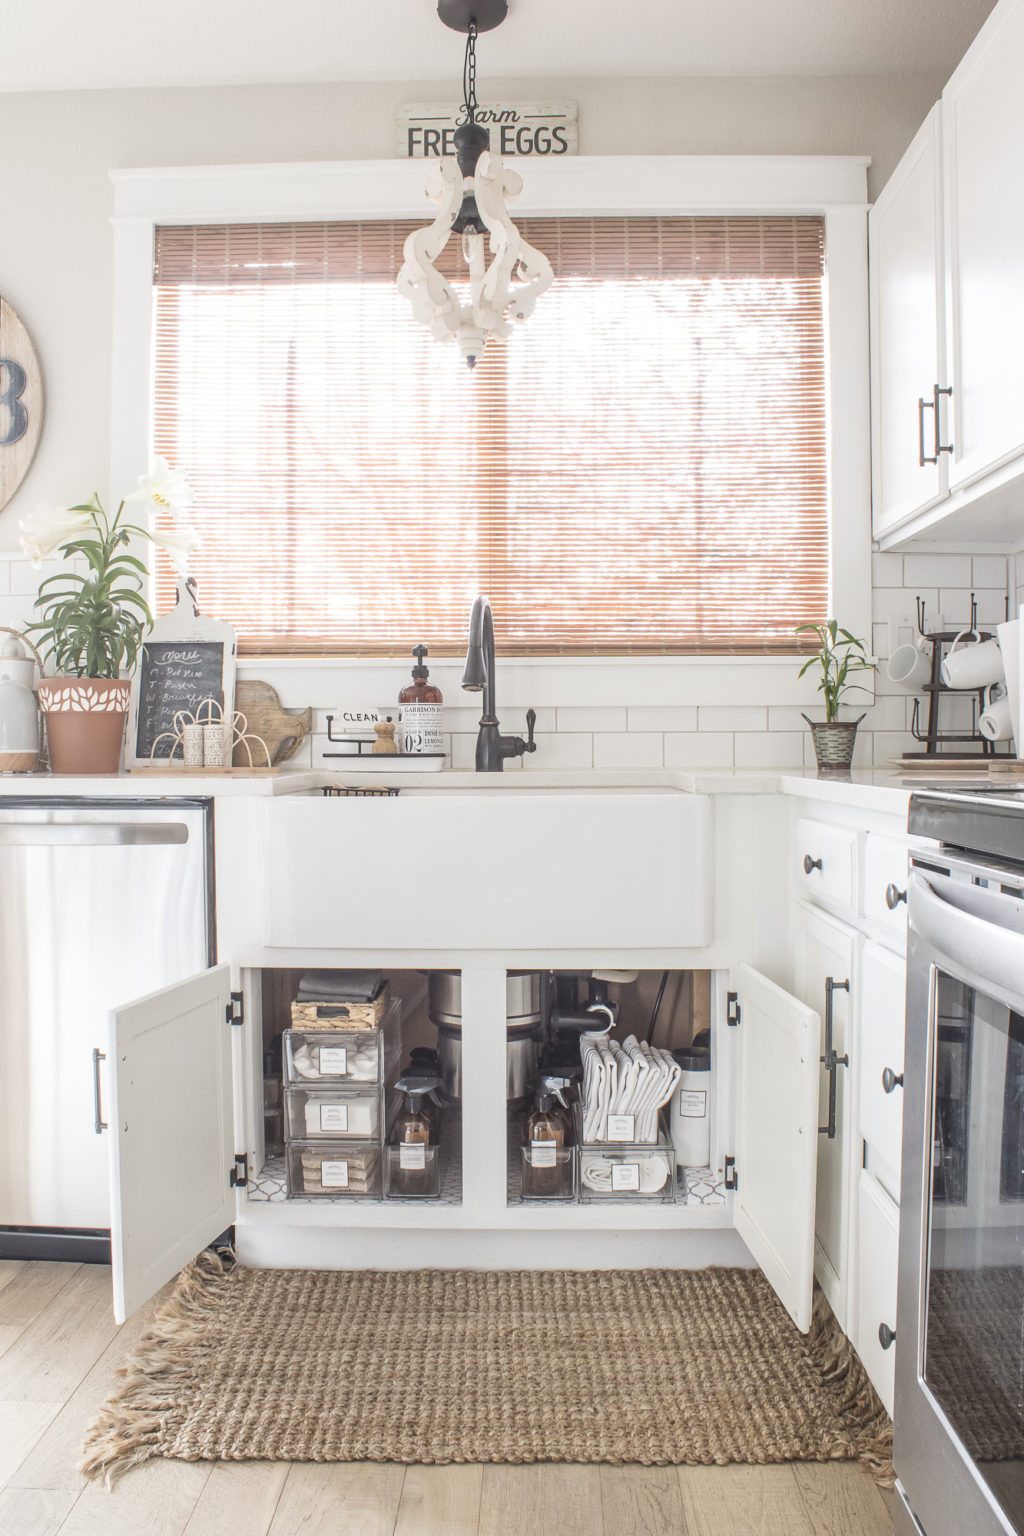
[793,905,860,1331]
[731,962,820,1333]
[943,0,1024,490]
[108,964,236,1323]
[869,105,948,536]
[855,1171,899,1417]
[859,942,906,1201]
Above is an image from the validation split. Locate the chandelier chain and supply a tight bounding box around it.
[462,22,478,123]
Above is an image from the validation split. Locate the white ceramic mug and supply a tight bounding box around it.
[886,636,932,690]
[979,682,1014,742]
[941,629,1005,690]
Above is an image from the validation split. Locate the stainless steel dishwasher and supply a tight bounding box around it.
[0,799,213,1260]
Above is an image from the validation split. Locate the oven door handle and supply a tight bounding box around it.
[909,870,1024,1008]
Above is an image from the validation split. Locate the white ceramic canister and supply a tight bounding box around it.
[669,1045,711,1169]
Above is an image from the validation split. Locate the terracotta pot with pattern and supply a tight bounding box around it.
[38,678,132,775]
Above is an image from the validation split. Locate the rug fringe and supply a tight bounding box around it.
[79,1248,236,1488]
[805,1288,895,1485]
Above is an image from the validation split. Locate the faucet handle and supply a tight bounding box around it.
[525,708,537,753]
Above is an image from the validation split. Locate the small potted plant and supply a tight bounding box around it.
[19,460,198,774]
[796,619,875,772]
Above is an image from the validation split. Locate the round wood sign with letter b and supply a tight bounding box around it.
[0,295,44,514]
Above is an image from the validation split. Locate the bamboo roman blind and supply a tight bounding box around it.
[152,216,827,656]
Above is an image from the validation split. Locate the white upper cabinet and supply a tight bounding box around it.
[869,106,948,537]
[943,0,1024,492]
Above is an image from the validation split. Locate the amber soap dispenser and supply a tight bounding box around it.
[398,644,443,755]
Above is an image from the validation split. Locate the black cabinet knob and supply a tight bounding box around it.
[878,1322,896,1351]
[882,1067,904,1095]
[803,854,823,875]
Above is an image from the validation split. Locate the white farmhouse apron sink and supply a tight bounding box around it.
[263,788,713,950]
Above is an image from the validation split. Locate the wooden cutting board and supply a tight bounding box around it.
[233,680,312,765]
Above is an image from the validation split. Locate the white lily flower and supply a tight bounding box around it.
[18,504,94,566]
[148,523,201,576]
[125,456,196,520]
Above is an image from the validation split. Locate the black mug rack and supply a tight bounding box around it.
[906,594,1010,758]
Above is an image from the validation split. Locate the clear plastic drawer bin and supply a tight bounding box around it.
[284,1085,383,1141]
[286,1141,382,1199]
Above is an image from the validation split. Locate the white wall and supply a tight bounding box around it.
[0,68,976,770]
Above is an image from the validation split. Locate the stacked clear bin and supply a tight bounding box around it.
[284,991,401,1199]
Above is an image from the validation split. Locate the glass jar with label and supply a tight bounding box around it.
[521,1075,575,1200]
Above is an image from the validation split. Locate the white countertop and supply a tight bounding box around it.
[0,762,924,814]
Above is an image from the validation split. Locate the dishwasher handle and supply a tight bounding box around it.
[0,822,189,846]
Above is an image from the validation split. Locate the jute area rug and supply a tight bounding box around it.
[81,1255,892,1486]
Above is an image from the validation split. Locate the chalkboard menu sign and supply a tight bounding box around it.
[134,640,227,759]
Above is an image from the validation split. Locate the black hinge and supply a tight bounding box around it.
[226,991,244,1026]
[724,1155,738,1191]
[726,992,741,1027]
[229,1153,248,1188]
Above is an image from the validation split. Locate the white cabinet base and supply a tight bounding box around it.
[236,1221,754,1272]
[855,1171,899,1417]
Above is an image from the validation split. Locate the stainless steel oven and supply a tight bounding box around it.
[895,791,1024,1536]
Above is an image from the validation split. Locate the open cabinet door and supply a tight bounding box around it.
[730,962,821,1333]
[108,964,236,1323]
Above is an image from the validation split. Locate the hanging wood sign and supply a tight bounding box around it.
[0,296,44,514]
[398,102,577,159]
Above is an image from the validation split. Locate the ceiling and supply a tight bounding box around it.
[0,0,999,94]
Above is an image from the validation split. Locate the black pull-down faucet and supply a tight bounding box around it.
[461,595,537,772]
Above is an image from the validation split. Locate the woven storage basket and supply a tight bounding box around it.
[290,987,389,1030]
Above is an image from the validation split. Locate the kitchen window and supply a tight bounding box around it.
[112,158,870,666]
[151,214,826,659]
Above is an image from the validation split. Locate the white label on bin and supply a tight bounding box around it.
[678,1089,707,1118]
[399,1143,427,1170]
[320,1103,349,1132]
[611,1162,641,1191]
[320,1159,349,1189]
[531,1141,558,1167]
[319,1047,349,1075]
[607,1114,635,1142]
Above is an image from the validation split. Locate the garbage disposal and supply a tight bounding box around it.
[427,970,542,1103]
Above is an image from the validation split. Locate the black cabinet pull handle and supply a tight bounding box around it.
[818,976,851,1140]
[878,1322,896,1351]
[933,384,953,458]
[918,395,937,465]
[803,854,822,875]
[882,1067,904,1094]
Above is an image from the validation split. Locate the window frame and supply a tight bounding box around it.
[110,154,871,677]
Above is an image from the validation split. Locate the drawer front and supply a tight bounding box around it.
[859,942,906,1197]
[863,834,909,949]
[856,1172,899,1417]
[795,817,859,913]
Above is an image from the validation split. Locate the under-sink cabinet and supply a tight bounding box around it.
[103,952,827,1335]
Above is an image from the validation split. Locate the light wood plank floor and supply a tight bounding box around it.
[0,1261,893,1535]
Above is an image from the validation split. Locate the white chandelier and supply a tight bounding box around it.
[397,1,553,369]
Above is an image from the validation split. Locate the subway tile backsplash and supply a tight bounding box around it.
[0,548,1013,772]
